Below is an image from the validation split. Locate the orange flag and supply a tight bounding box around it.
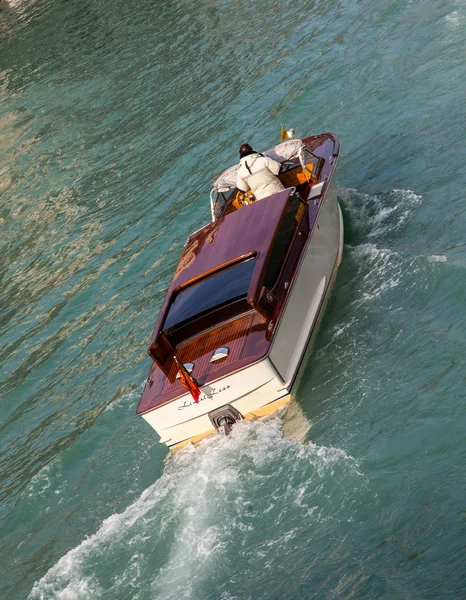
[174,356,201,403]
[280,124,289,142]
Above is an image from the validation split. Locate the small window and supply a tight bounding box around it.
[163,257,256,338]
[263,195,302,290]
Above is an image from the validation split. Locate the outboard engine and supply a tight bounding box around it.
[208,405,243,436]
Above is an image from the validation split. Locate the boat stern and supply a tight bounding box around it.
[140,358,289,448]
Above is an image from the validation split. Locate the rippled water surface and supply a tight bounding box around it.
[1,0,466,598]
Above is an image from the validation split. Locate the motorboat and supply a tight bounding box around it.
[136,132,343,449]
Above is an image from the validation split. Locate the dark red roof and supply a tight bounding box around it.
[149,188,293,347]
[172,190,291,289]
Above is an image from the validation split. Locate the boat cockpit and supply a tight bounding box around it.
[210,138,322,221]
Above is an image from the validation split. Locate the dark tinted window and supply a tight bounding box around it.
[163,257,256,334]
[263,194,302,290]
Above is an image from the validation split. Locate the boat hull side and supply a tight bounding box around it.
[269,180,342,386]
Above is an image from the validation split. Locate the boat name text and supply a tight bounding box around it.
[178,385,232,410]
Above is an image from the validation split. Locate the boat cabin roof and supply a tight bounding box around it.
[149,188,294,349]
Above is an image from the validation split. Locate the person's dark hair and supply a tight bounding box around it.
[239,143,255,159]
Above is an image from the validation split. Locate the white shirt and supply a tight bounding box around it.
[236,153,285,201]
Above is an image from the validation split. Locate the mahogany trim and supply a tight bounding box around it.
[175,251,257,292]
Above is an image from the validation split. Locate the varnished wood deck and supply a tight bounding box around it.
[137,311,269,414]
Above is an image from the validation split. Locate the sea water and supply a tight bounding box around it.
[1,0,465,597]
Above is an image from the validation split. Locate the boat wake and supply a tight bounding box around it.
[335,186,433,308]
[338,186,422,244]
[28,417,366,600]
[293,185,438,442]
[28,187,426,599]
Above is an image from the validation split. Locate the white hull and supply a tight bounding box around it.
[270,179,341,384]
[143,187,343,448]
[142,359,289,448]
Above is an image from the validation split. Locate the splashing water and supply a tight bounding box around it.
[29,417,366,600]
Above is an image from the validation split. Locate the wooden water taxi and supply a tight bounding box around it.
[137,133,343,448]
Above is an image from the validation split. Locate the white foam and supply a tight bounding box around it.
[348,243,394,259]
[104,382,145,412]
[29,418,364,600]
[339,187,422,241]
[445,10,460,27]
[373,206,396,222]
[428,254,448,263]
[331,317,357,338]
[26,458,65,501]
[28,471,178,599]
[391,189,422,205]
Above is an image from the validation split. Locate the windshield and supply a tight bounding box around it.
[163,257,256,339]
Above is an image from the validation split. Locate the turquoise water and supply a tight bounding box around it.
[1,0,465,597]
